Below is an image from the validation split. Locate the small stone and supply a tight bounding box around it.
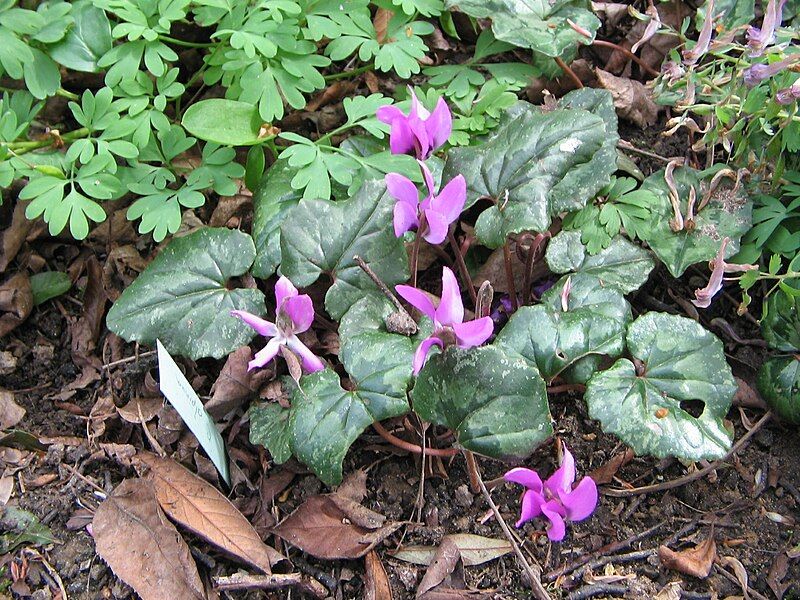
[454,484,474,508]
[31,589,52,600]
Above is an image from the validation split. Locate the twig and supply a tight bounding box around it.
[617,139,677,163]
[101,350,157,370]
[213,572,328,599]
[463,450,481,494]
[715,563,770,600]
[603,412,772,497]
[448,229,478,307]
[61,462,107,497]
[474,459,551,600]
[568,583,628,600]
[555,56,583,88]
[353,255,412,316]
[592,39,660,77]
[372,420,458,457]
[502,239,519,312]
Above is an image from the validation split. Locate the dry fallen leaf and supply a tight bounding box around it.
[417,537,463,599]
[767,551,790,599]
[658,536,717,578]
[596,69,660,128]
[373,7,393,43]
[390,534,512,567]
[71,256,106,368]
[337,468,368,503]
[0,390,25,430]
[272,493,402,560]
[137,453,285,573]
[653,581,682,600]
[0,201,36,273]
[720,555,750,597]
[0,273,33,338]
[116,397,164,424]
[206,346,271,418]
[365,550,393,600]
[93,478,207,600]
[588,448,635,485]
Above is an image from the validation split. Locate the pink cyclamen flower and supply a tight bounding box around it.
[747,0,787,57]
[504,445,598,542]
[376,89,452,160]
[743,56,798,87]
[386,161,466,245]
[231,277,325,373]
[396,267,493,375]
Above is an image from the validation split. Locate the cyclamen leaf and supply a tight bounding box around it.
[443,102,613,248]
[760,287,800,352]
[280,179,409,320]
[412,346,552,459]
[545,231,655,293]
[757,356,800,425]
[445,0,600,58]
[495,275,631,381]
[250,401,294,464]
[106,228,264,360]
[585,313,737,460]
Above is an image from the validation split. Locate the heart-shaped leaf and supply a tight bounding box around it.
[412,345,552,459]
[545,231,655,293]
[280,179,410,319]
[107,228,264,360]
[761,288,800,352]
[757,356,800,425]
[445,0,600,58]
[182,99,266,146]
[443,103,613,248]
[249,401,293,464]
[637,166,752,277]
[585,312,737,460]
[495,275,631,381]
[251,159,303,278]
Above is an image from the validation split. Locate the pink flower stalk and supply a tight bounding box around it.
[376,89,452,160]
[777,79,800,104]
[505,445,598,542]
[396,267,493,374]
[386,161,466,245]
[691,237,756,308]
[743,56,798,87]
[747,0,787,57]
[682,0,714,66]
[231,277,325,373]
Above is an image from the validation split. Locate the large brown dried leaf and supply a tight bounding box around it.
[272,493,402,560]
[658,536,717,578]
[416,538,489,599]
[767,552,790,599]
[373,8,393,43]
[93,478,207,600]
[206,346,270,418]
[137,453,284,574]
[0,273,33,338]
[0,201,35,273]
[0,390,25,430]
[71,256,106,367]
[337,468,368,503]
[596,69,659,128]
[365,550,393,600]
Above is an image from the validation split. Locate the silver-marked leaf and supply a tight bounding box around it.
[761,288,800,352]
[445,0,600,58]
[280,179,409,319]
[757,356,800,425]
[585,312,737,460]
[249,401,293,464]
[443,104,613,248]
[412,345,552,459]
[252,159,302,278]
[546,231,655,293]
[638,166,752,278]
[495,275,630,381]
[106,228,264,360]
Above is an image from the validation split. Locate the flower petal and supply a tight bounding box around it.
[249,338,282,371]
[394,200,419,238]
[692,237,728,309]
[422,209,449,245]
[545,444,576,496]
[412,336,443,375]
[285,335,325,373]
[430,174,466,224]
[558,476,598,522]
[516,489,546,528]
[389,118,416,156]
[452,317,494,348]
[396,285,436,321]
[385,172,420,206]
[504,467,544,493]
[231,310,278,337]
[427,97,452,150]
[408,115,430,160]
[376,104,404,124]
[419,160,436,198]
[541,500,568,542]
[274,276,298,310]
[283,294,314,333]
[409,87,430,120]
[436,266,464,326]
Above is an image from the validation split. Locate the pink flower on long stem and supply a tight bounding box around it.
[747,0,787,57]
[231,277,325,373]
[504,444,598,542]
[743,56,798,87]
[376,89,452,160]
[691,237,757,308]
[682,0,714,66]
[386,161,466,245]
[396,267,493,374]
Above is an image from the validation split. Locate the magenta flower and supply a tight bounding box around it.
[396,267,493,374]
[747,0,787,57]
[386,161,466,245]
[376,89,452,160]
[231,277,325,374]
[504,445,598,542]
[743,56,798,87]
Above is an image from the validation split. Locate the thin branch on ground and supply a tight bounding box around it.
[567,583,628,600]
[213,572,328,598]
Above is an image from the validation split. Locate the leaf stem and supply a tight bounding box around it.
[502,238,518,312]
[554,56,583,88]
[324,63,374,82]
[158,34,215,48]
[3,127,91,154]
[371,420,458,457]
[410,213,427,289]
[447,228,478,308]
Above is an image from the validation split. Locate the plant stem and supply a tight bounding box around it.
[3,127,91,154]
[463,450,481,494]
[57,88,80,100]
[372,420,458,457]
[554,56,583,88]
[591,39,660,77]
[447,228,478,308]
[502,238,519,312]
[324,63,374,82]
[158,34,215,48]
[410,213,427,289]
[315,122,356,146]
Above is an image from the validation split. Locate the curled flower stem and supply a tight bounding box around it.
[448,229,478,308]
[503,239,519,312]
[591,40,661,77]
[371,420,459,457]
[555,56,584,89]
